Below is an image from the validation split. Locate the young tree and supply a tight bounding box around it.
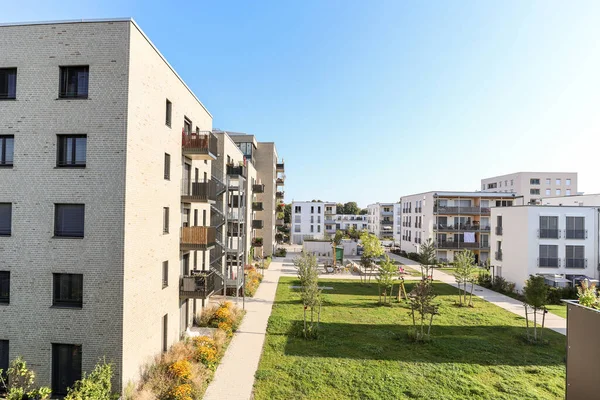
[452,250,477,306]
[295,252,322,339]
[336,203,345,214]
[408,280,439,342]
[375,255,397,304]
[360,231,384,283]
[343,202,360,215]
[523,275,549,343]
[418,238,437,280]
[283,203,291,224]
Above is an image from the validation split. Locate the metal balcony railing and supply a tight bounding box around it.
[276,191,284,198]
[181,131,218,159]
[381,220,393,225]
[538,257,560,267]
[566,258,587,268]
[252,202,264,211]
[565,229,587,239]
[180,271,216,299]
[252,220,264,229]
[434,206,490,214]
[495,251,503,261]
[276,178,285,185]
[276,162,285,172]
[538,229,560,239]
[276,219,284,226]
[253,184,265,193]
[226,164,247,178]
[181,180,218,202]
[435,241,485,249]
[495,226,503,235]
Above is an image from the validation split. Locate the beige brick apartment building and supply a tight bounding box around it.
[0,18,283,395]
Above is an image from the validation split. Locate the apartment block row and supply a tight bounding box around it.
[0,19,284,395]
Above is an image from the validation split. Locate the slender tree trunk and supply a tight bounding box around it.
[540,309,545,341]
[469,281,474,307]
[524,305,530,341]
[533,307,537,341]
[303,306,307,338]
[318,302,321,329]
[428,312,434,336]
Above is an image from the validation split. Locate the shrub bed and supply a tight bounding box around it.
[127,302,244,400]
[244,265,263,297]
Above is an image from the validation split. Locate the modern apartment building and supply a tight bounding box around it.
[399,191,517,263]
[225,131,284,256]
[291,201,328,244]
[333,214,368,231]
[0,19,283,395]
[481,172,578,204]
[490,205,599,291]
[366,202,395,240]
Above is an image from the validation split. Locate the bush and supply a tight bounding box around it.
[274,248,287,257]
[264,256,272,269]
[192,337,219,370]
[65,360,116,400]
[0,356,51,400]
[477,272,493,288]
[406,252,420,262]
[244,266,263,297]
[546,286,577,305]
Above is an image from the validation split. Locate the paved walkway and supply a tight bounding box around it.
[203,257,285,400]
[387,253,567,335]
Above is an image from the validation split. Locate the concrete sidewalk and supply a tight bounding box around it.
[388,253,567,335]
[202,257,285,400]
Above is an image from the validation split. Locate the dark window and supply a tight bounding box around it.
[0,340,8,384]
[54,204,85,237]
[162,261,168,288]
[163,207,169,234]
[194,210,198,226]
[57,135,86,167]
[530,178,540,185]
[0,271,9,304]
[53,273,83,308]
[566,245,585,268]
[162,314,168,352]
[566,217,586,239]
[164,153,170,180]
[539,216,559,239]
[59,66,89,99]
[0,204,11,236]
[165,99,172,127]
[0,135,14,166]
[539,245,559,267]
[52,344,82,396]
[184,117,192,135]
[0,68,17,99]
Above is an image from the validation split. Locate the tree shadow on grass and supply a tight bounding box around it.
[280,320,565,367]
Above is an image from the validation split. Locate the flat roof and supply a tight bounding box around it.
[0,18,212,118]
[401,191,519,198]
[494,204,600,209]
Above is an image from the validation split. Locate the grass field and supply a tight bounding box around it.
[545,304,567,318]
[253,278,566,400]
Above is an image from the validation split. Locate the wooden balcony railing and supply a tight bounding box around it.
[180,226,216,250]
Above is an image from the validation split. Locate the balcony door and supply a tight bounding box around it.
[180,299,189,335]
[183,161,191,195]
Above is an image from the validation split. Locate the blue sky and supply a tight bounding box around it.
[3,1,599,207]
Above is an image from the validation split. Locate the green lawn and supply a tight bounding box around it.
[545,304,567,318]
[253,277,566,400]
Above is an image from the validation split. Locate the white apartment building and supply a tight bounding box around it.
[366,202,395,240]
[291,201,327,244]
[393,202,402,244]
[333,214,368,231]
[490,205,599,291]
[541,193,600,207]
[481,172,578,204]
[0,19,283,395]
[399,191,517,263]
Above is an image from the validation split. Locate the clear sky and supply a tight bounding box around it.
[3,1,599,208]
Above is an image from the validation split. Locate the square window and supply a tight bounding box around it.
[165,99,172,127]
[162,261,168,288]
[52,343,82,396]
[0,135,14,166]
[53,273,83,308]
[546,178,551,185]
[566,189,571,196]
[164,153,170,180]
[556,189,561,196]
[0,203,11,236]
[163,207,169,234]
[556,179,561,185]
[0,271,9,304]
[530,178,540,185]
[54,204,85,237]
[57,135,86,167]
[0,68,17,99]
[59,66,89,99]
[545,189,551,196]
[566,179,571,186]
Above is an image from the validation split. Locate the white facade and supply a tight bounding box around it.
[481,171,578,204]
[291,201,326,244]
[399,191,517,263]
[366,202,395,239]
[541,193,600,207]
[490,205,599,291]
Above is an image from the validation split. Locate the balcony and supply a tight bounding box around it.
[181,180,219,203]
[180,226,216,251]
[381,220,393,225]
[226,164,247,178]
[565,229,587,239]
[415,207,422,213]
[252,202,264,211]
[434,224,490,232]
[276,191,285,199]
[180,271,216,299]
[538,257,560,268]
[251,237,263,247]
[276,162,285,172]
[495,251,503,261]
[253,184,265,193]
[495,226,503,235]
[435,241,486,249]
[181,131,217,160]
[252,220,264,229]
[276,177,285,186]
[434,206,490,215]
[538,229,560,239]
[566,258,587,268]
